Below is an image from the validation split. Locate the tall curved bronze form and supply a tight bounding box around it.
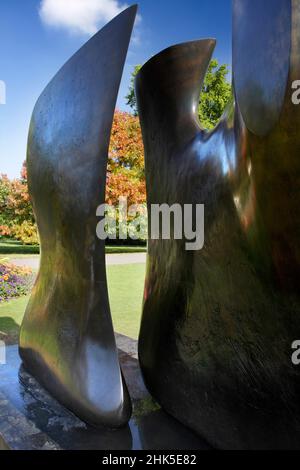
[136,0,300,449]
[19,5,137,429]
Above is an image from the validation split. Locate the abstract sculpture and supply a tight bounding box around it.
[136,0,300,449]
[19,6,137,428]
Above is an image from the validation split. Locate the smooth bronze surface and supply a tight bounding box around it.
[19,6,137,429]
[136,0,300,449]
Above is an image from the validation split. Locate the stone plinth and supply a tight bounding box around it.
[0,334,209,450]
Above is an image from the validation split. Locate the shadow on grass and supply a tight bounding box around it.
[0,295,28,345]
[0,317,20,345]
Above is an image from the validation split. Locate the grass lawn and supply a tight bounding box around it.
[0,238,40,255]
[106,245,147,254]
[0,238,146,255]
[0,263,145,345]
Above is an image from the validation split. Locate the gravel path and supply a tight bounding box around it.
[9,253,146,270]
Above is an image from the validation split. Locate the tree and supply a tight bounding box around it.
[125,65,142,116]
[126,60,232,129]
[8,162,35,225]
[108,110,145,201]
[198,59,232,129]
[106,171,146,207]
[0,175,12,236]
[106,110,147,242]
[0,175,11,225]
[0,163,38,244]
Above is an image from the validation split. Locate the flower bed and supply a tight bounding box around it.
[0,261,34,302]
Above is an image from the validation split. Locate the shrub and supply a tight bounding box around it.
[0,261,34,302]
[11,221,39,245]
[0,225,12,237]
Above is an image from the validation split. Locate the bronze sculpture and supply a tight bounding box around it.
[19,6,137,429]
[136,0,300,449]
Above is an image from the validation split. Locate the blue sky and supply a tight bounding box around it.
[0,0,232,178]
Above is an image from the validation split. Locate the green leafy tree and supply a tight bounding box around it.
[125,65,142,116]
[198,59,232,129]
[0,164,38,244]
[0,175,11,227]
[126,60,232,129]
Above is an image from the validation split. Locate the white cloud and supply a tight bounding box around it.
[39,0,133,36]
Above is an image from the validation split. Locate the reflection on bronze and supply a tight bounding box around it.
[136,0,300,449]
[19,6,137,428]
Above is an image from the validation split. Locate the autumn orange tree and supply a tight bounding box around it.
[106,110,146,243]
[107,109,145,207]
